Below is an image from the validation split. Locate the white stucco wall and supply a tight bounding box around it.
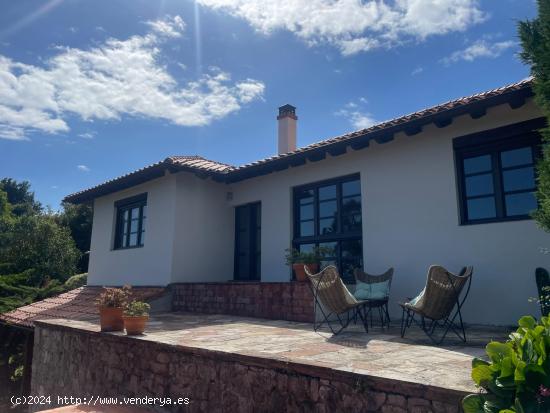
[88,173,177,286]
[86,97,550,324]
[170,172,234,283]
[228,99,550,325]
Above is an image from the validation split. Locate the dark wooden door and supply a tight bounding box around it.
[234,202,261,281]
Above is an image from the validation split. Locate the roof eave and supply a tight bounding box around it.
[225,83,534,183]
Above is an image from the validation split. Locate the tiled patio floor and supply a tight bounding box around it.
[50,312,512,394]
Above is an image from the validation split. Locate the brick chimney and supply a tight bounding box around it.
[277,104,297,154]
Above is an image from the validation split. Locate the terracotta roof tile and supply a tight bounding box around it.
[64,78,534,203]
[0,286,166,328]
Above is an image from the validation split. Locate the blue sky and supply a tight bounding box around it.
[0,0,536,209]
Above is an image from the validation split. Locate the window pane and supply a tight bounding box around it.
[139,230,145,246]
[131,207,140,219]
[467,197,496,220]
[299,243,315,254]
[319,218,336,235]
[503,167,535,192]
[505,192,537,216]
[501,147,532,168]
[299,204,314,220]
[465,173,494,197]
[318,185,336,200]
[464,155,492,175]
[342,213,362,232]
[341,240,363,283]
[130,219,139,233]
[342,196,361,213]
[297,189,314,205]
[342,180,360,196]
[319,200,337,218]
[300,221,314,237]
[129,233,138,246]
[318,241,337,258]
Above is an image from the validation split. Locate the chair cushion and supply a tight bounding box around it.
[354,280,390,300]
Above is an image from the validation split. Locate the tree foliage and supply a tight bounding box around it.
[0,178,41,218]
[519,0,550,231]
[0,178,91,313]
[55,202,92,273]
[0,214,80,284]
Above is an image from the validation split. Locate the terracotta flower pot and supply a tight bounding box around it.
[99,306,124,332]
[293,263,319,282]
[123,315,149,335]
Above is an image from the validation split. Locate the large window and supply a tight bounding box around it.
[114,193,147,249]
[293,174,362,283]
[454,119,543,225]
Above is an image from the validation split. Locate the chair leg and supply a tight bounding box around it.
[400,307,410,338]
[356,306,369,334]
[384,303,391,326]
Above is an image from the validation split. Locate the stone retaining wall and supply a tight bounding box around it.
[171,282,314,323]
[31,321,465,413]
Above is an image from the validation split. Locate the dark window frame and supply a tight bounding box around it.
[114,193,147,250]
[454,118,544,226]
[292,173,363,283]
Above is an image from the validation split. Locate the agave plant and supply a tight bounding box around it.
[462,316,550,413]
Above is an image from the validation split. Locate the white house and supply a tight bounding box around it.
[65,78,550,325]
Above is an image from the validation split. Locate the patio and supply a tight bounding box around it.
[30,312,511,412]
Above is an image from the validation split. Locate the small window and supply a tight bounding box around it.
[114,193,147,249]
[454,119,543,225]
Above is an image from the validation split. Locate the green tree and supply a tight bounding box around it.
[0,178,41,217]
[0,190,12,221]
[55,202,92,272]
[519,0,550,231]
[0,214,80,284]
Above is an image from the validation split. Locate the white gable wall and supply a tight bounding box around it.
[88,173,177,286]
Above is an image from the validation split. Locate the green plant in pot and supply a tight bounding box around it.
[96,285,131,332]
[285,246,332,282]
[462,315,550,413]
[123,300,150,335]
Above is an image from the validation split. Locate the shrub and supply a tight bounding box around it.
[124,300,150,317]
[96,286,131,308]
[64,273,87,290]
[284,246,333,265]
[462,316,550,413]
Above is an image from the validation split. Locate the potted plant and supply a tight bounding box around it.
[122,300,151,335]
[285,246,332,282]
[96,286,130,332]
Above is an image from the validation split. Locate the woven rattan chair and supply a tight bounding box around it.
[305,265,369,335]
[354,268,394,329]
[399,265,473,345]
[536,267,550,317]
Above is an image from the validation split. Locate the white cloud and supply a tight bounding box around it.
[0,124,28,141]
[441,38,516,65]
[0,15,265,141]
[197,0,486,55]
[78,131,96,139]
[411,66,424,76]
[335,101,377,130]
[77,165,90,172]
[146,15,185,38]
